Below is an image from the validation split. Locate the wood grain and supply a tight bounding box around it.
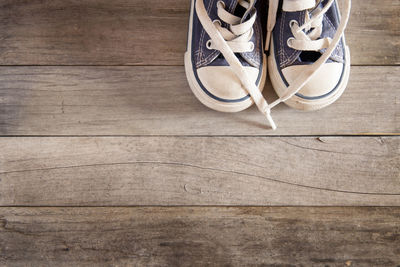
[0,66,398,136]
[0,0,398,66]
[0,1,398,265]
[0,207,399,266]
[0,136,399,206]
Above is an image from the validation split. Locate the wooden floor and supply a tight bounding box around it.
[0,0,399,266]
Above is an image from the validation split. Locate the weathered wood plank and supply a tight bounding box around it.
[0,137,399,206]
[0,207,399,266]
[0,0,398,66]
[0,66,398,135]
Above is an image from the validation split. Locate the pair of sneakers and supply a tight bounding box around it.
[184,0,351,130]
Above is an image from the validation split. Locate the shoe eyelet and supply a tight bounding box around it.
[217,0,225,8]
[206,40,213,50]
[289,20,298,28]
[213,19,222,26]
[287,37,295,48]
[249,42,255,52]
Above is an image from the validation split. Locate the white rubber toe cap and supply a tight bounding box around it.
[282,62,344,98]
[197,66,259,101]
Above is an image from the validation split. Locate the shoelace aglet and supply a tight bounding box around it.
[267,114,277,130]
[264,108,277,130]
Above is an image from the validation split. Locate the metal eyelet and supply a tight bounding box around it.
[217,0,225,8]
[287,37,295,47]
[249,42,255,52]
[206,40,213,50]
[289,20,298,28]
[212,19,222,26]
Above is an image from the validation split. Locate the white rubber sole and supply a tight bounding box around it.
[268,38,351,111]
[184,0,266,113]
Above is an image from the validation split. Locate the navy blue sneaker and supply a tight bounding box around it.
[185,0,276,129]
[266,0,351,111]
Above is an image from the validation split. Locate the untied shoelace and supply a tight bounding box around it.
[196,0,351,130]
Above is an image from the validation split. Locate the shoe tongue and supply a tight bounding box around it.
[214,0,259,68]
[232,0,259,68]
[227,0,256,22]
[240,0,256,22]
[282,0,316,11]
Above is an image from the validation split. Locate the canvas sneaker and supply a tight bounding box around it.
[265,0,351,111]
[185,0,277,129]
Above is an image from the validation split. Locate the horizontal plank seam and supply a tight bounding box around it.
[0,134,399,138]
[1,205,400,208]
[0,64,398,67]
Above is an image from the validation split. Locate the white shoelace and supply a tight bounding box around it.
[288,0,336,51]
[196,0,351,130]
[207,0,256,53]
